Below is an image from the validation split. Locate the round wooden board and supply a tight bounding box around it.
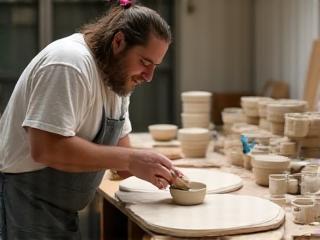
[119,168,243,194]
[127,194,285,237]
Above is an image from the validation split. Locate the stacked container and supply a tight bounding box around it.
[258,98,275,130]
[251,154,290,186]
[267,99,307,135]
[284,112,320,158]
[181,91,212,129]
[241,96,271,125]
[221,107,245,134]
[178,128,211,158]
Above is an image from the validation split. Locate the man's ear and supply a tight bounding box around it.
[112,31,126,55]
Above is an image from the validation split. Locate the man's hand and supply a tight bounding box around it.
[128,150,178,189]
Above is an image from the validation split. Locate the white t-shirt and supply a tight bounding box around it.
[0,33,132,173]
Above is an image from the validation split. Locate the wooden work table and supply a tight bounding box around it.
[98,133,320,240]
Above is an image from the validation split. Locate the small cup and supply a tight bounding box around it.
[287,177,299,195]
[269,174,287,196]
[300,172,320,195]
[291,197,316,224]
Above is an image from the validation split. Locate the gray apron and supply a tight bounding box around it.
[0,98,127,240]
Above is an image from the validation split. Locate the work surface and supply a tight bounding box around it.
[98,133,320,240]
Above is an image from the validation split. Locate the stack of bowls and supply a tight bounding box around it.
[224,136,244,167]
[181,91,212,128]
[221,107,245,134]
[251,154,290,186]
[267,99,307,135]
[241,96,271,125]
[178,128,211,158]
[258,98,274,130]
[283,113,320,158]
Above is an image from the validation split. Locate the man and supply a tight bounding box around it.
[0,2,180,239]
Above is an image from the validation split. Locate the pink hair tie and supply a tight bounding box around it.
[106,0,134,8]
[119,0,133,7]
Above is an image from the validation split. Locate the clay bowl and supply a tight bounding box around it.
[170,181,206,206]
[148,124,178,141]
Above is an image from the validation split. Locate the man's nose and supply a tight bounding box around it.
[142,67,155,83]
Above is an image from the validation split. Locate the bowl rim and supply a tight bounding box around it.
[148,124,178,130]
[170,181,207,192]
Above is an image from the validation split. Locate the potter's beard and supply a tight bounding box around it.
[104,55,132,97]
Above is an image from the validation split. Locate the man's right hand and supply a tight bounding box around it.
[128,150,181,189]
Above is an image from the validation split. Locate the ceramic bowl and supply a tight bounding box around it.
[148,124,178,141]
[170,181,206,205]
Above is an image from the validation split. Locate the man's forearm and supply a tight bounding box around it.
[115,134,133,178]
[28,128,137,172]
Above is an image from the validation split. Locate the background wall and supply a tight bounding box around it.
[175,0,254,93]
[174,0,319,123]
[254,0,319,99]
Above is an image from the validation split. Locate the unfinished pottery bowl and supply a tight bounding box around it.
[148,124,178,141]
[170,181,206,205]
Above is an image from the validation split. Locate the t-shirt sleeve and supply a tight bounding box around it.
[22,64,91,136]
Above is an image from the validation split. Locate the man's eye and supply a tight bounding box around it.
[141,59,151,67]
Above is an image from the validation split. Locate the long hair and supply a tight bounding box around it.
[80,4,171,85]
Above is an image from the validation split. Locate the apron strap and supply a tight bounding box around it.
[119,96,127,120]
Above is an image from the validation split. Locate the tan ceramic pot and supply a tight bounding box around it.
[148,124,178,141]
[284,113,310,138]
[170,181,206,205]
[251,155,290,186]
[291,197,316,224]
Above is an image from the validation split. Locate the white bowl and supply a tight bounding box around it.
[148,124,178,141]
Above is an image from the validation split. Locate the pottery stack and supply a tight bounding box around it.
[284,112,320,158]
[223,136,244,167]
[227,123,259,168]
[181,91,212,129]
[266,99,307,136]
[258,98,275,130]
[221,107,245,134]
[239,129,273,170]
[251,154,291,186]
[178,128,211,158]
[241,96,271,125]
